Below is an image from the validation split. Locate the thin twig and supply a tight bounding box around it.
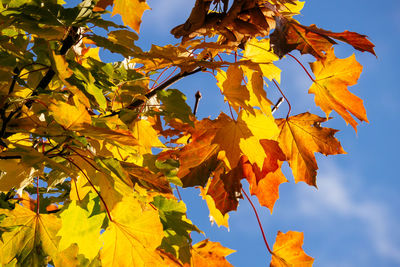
[107,67,204,117]
[193,91,202,116]
[271,97,284,114]
[272,79,291,119]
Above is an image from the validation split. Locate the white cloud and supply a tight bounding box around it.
[297,162,400,263]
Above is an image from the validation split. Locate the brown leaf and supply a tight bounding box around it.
[206,164,243,215]
[271,19,375,59]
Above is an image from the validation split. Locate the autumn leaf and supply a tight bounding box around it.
[57,196,106,260]
[0,205,60,265]
[309,49,368,130]
[206,164,243,215]
[241,140,287,213]
[112,0,150,33]
[100,196,165,266]
[276,112,345,186]
[200,183,230,228]
[270,19,376,59]
[191,239,235,267]
[49,99,91,130]
[0,159,36,192]
[131,119,164,154]
[270,231,314,267]
[242,38,281,82]
[213,110,279,169]
[152,195,200,264]
[216,66,252,114]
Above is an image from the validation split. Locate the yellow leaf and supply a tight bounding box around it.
[270,231,314,267]
[49,100,91,130]
[243,38,281,82]
[213,110,279,169]
[200,180,230,228]
[191,239,235,267]
[242,65,274,115]
[276,112,345,186]
[51,51,73,80]
[309,48,368,131]
[216,66,252,114]
[132,119,164,154]
[70,175,91,201]
[58,200,105,260]
[100,196,165,266]
[81,47,101,68]
[112,0,150,33]
[0,205,61,265]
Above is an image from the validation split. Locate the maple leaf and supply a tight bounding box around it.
[270,19,376,59]
[213,110,279,170]
[276,112,345,186]
[191,239,235,267]
[49,99,91,130]
[112,0,150,33]
[100,196,165,266]
[241,65,274,115]
[57,196,106,260]
[131,119,165,154]
[0,159,36,192]
[216,65,252,114]
[152,195,200,264]
[0,205,60,265]
[309,49,368,131]
[200,183,230,228]
[242,38,281,82]
[206,164,243,215]
[270,231,314,267]
[241,139,287,212]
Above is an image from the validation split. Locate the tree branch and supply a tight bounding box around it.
[107,66,204,117]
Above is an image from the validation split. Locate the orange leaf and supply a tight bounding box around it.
[112,0,150,33]
[309,49,368,131]
[190,239,235,267]
[270,231,314,267]
[242,156,287,213]
[276,112,345,186]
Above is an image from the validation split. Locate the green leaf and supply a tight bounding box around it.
[57,195,106,260]
[157,89,194,126]
[152,195,200,263]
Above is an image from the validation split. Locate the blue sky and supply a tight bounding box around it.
[109,0,400,266]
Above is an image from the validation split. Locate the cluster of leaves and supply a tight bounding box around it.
[0,0,374,266]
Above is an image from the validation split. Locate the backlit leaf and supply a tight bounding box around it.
[276,112,345,186]
[112,0,150,33]
[191,239,235,267]
[0,205,60,265]
[270,231,314,267]
[57,198,105,260]
[309,49,368,131]
[100,196,164,266]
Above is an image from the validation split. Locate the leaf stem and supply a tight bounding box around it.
[242,188,273,254]
[287,53,315,82]
[66,157,113,222]
[36,176,39,214]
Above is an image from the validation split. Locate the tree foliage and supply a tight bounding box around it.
[0,0,374,266]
